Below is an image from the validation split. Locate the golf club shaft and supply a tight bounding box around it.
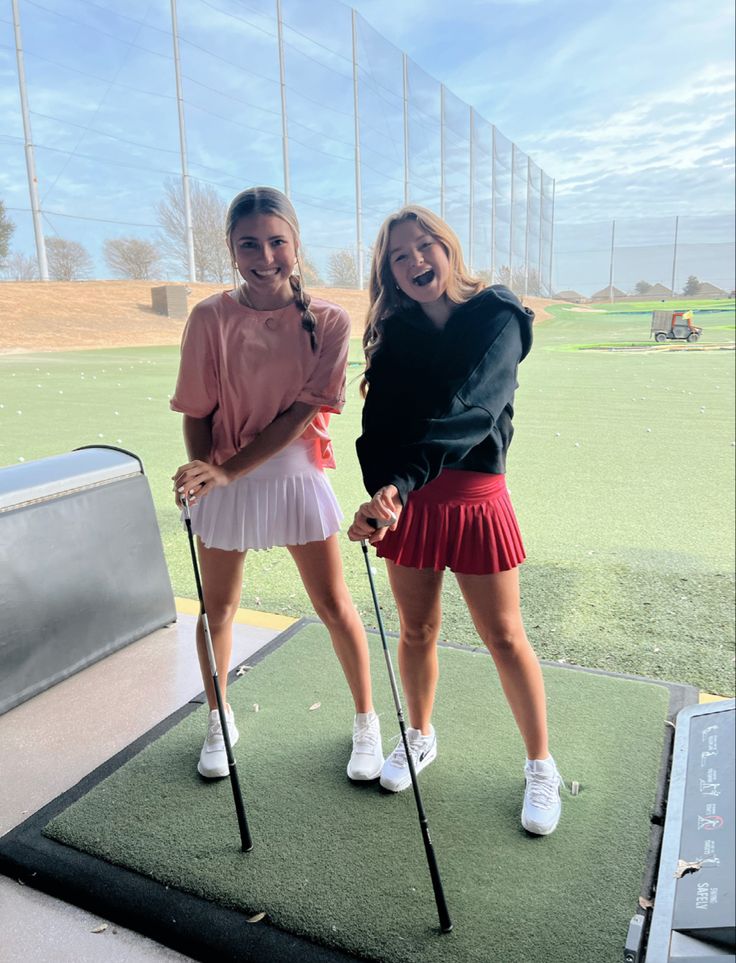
[182,502,253,852]
[361,541,453,933]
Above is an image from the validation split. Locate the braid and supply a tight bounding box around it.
[290,267,318,352]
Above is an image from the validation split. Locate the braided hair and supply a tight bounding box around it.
[226,186,318,352]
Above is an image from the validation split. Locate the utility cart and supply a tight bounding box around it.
[651,310,703,343]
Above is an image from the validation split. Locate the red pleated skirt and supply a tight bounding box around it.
[375,470,526,575]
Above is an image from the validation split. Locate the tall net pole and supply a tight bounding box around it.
[469,107,475,270]
[440,85,446,220]
[351,10,364,289]
[670,215,679,297]
[276,0,290,198]
[490,125,496,283]
[170,0,196,282]
[402,53,410,205]
[12,0,48,280]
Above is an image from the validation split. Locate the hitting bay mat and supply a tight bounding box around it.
[1,620,682,963]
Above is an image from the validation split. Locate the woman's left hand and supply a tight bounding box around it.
[173,460,232,507]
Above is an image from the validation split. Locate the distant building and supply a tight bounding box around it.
[591,285,626,301]
[648,283,672,297]
[695,282,727,298]
[555,290,586,303]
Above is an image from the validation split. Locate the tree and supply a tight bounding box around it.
[327,248,358,288]
[45,236,93,280]
[4,251,37,280]
[156,178,230,282]
[298,250,322,287]
[635,280,653,295]
[683,275,701,297]
[0,200,15,265]
[104,236,161,280]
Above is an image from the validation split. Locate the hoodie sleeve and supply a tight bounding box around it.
[356,310,526,503]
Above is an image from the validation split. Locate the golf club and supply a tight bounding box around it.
[361,520,453,934]
[181,495,253,853]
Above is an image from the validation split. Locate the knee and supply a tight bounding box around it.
[480,619,526,656]
[202,597,240,632]
[311,591,356,629]
[401,621,440,649]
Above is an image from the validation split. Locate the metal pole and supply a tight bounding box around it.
[523,156,531,297]
[468,107,475,270]
[11,0,48,280]
[351,10,363,289]
[489,126,498,283]
[439,85,446,220]
[537,173,544,297]
[670,215,679,298]
[170,0,196,282]
[508,144,515,291]
[548,178,555,296]
[276,0,290,198]
[608,219,616,303]
[402,53,409,205]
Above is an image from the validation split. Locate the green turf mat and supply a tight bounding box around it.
[44,623,670,963]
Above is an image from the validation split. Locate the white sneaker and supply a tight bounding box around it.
[197,706,239,779]
[379,726,437,793]
[521,757,563,835]
[347,711,384,781]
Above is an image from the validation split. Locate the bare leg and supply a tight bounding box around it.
[455,567,549,760]
[288,535,374,713]
[384,561,444,734]
[194,539,247,710]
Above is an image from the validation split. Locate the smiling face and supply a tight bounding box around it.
[230,212,297,308]
[388,218,451,307]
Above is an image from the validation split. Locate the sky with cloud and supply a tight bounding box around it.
[1,0,733,293]
[352,0,735,223]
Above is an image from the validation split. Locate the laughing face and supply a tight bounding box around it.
[388,219,451,307]
[230,212,298,308]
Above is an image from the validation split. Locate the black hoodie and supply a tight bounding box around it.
[356,285,534,504]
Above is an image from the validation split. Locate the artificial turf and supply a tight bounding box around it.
[42,622,672,963]
[0,303,733,694]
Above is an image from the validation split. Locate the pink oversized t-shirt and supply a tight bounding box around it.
[170,291,351,469]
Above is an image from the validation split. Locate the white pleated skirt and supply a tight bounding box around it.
[184,439,343,552]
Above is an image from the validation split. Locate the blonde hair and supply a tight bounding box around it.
[226,186,317,350]
[361,205,484,394]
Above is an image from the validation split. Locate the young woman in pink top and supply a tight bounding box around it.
[171,187,383,783]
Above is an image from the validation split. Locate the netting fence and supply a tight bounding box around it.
[1,0,554,293]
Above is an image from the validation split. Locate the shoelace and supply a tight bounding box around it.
[387,733,426,770]
[206,712,233,743]
[525,768,562,809]
[353,717,380,752]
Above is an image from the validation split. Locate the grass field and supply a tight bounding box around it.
[1,301,734,695]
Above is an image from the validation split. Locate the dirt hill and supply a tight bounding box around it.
[0,281,554,353]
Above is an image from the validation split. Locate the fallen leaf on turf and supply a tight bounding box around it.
[91,924,108,934]
[309,702,321,711]
[246,912,266,924]
[638,897,654,910]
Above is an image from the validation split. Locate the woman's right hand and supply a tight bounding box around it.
[347,485,402,543]
[172,459,231,508]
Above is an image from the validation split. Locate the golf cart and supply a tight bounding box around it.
[651,310,703,343]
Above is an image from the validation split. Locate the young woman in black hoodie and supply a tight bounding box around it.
[348,205,563,835]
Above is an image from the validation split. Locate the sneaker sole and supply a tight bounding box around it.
[379,743,437,793]
[346,758,384,782]
[197,728,239,780]
[521,814,561,836]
